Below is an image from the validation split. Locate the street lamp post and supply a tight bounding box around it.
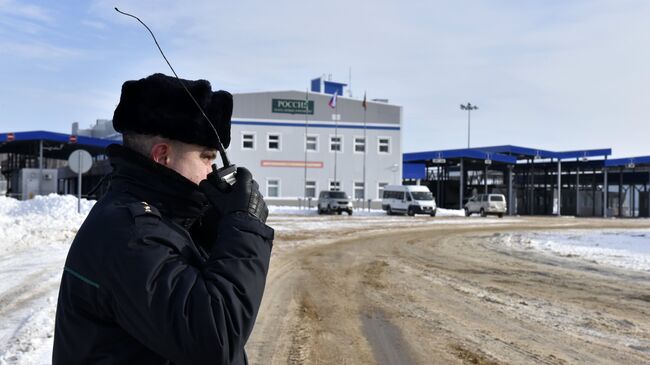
[460,102,478,148]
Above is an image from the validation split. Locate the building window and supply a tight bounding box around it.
[242,133,255,150]
[378,137,390,154]
[305,135,318,152]
[354,137,365,153]
[329,180,341,191]
[354,182,365,199]
[267,179,279,197]
[377,182,389,199]
[268,134,280,151]
[305,180,316,198]
[330,136,342,152]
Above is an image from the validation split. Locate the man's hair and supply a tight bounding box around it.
[122,133,184,158]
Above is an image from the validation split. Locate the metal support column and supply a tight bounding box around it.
[630,168,636,218]
[544,167,549,214]
[459,159,464,209]
[529,160,534,215]
[437,166,441,207]
[557,160,562,216]
[592,169,597,217]
[484,163,488,194]
[508,165,514,216]
[576,162,580,217]
[619,168,623,217]
[603,167,608,218]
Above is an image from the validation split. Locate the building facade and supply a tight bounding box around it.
[229,90,402,202]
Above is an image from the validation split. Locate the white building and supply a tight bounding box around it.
[229,90,402,204]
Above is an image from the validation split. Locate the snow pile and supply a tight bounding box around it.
[436,208,466,217]
[496,230,650,272]
[0,194,95,252]
[0,194,95,365]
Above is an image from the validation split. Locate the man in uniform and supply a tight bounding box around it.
[53,73,273,364]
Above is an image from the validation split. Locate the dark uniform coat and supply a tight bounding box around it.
[53,145,273,365]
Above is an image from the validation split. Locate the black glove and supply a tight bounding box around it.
[199,167,269,223]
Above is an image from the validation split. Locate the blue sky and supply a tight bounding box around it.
[1,0,649,157]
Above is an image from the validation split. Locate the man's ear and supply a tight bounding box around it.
[150,142,171,165]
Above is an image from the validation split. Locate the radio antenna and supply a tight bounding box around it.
[114,7,231,168]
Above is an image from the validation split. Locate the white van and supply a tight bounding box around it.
[381,185,437,216]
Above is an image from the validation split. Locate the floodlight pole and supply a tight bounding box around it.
[460,103,478,148]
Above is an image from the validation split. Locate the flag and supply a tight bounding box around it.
[328,91,338,108]
[362,92,367,110]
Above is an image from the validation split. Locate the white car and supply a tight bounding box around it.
[381,185,437,216]
[464,194,507,218]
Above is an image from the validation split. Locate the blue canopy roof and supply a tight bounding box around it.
[403,162,426,179]
[1,130,118,148]
[405,145,612,165]
[469,145,611,160]
[404,148,518,164]
[476,145,556,159]
[605,156,650,168]
[0,130,121,159]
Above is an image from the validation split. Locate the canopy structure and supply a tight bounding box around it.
[0,130,121,199]
[403,145,647,218]
[0,131,117,159]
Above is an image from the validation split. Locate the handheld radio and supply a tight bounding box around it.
[115,8,237,188]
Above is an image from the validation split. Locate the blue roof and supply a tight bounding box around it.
[468,145,611,160]
[1,130,119,148]
[403,162,426,179]
[553,148,612,160]
[605,156,650,167]
[405,145,612,164]
[404,148,518,164]
[476,145,556,159]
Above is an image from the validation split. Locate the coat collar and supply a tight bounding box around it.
[107,144,208,224]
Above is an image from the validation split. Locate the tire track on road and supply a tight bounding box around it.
[0,268,59,318]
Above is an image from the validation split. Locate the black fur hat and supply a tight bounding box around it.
[112,73,232,148]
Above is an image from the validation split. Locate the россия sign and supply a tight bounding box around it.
[272,99,314,115]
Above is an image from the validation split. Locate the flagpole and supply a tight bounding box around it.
[304,87,309,206]
[328,91,339,191]
[334,97,338,188]
[363,91,367,210]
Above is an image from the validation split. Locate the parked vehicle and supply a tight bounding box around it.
[317,190,353,215]
[381,185,437,216]
[464,194,507,217]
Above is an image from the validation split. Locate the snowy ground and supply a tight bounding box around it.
[0,195,95,365]
[0,195,648,364]
[495,230,650,272]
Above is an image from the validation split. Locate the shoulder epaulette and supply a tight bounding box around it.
[127,201,161,219]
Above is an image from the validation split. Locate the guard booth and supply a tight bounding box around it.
[0,131,118,200]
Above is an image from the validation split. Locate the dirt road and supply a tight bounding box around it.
[247,217,650,364]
